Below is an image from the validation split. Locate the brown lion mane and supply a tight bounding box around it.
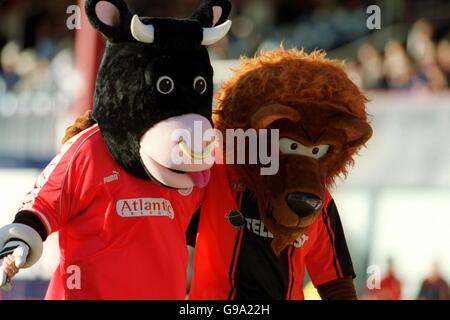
[213,48,370,187]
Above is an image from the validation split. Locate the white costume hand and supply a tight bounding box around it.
[0,240,30,291]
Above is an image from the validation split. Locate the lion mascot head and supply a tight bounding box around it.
[214,48,373,254]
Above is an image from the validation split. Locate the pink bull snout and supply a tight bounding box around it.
[139,113,215,189]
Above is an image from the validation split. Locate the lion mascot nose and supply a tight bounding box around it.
[285,192,323,218]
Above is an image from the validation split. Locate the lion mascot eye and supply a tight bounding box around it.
[279,138,329,159]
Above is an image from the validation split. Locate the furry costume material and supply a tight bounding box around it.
[86,0,230,180]
[188,48,371,300]
[0,0,232,298]
[60,36,371,302]
[213,49,372,254]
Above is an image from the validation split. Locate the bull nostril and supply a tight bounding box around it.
[285,192,322,218]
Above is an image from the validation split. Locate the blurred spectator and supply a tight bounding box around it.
[419,62,448,91]
[26,11,59,60]
[345,62,364,89]
[380,258,402,300]
[417,262,450,300]
[0,41,21,90]
[407,19,435,64]
[436,38,450,84]
[364,258,402,300]
[357,43,386,89]
[0,0,448,121]
[383,40,416,90]
[405,19,449,91]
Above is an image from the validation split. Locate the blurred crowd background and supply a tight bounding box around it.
[0,0,449,300]
[0,0,449,96]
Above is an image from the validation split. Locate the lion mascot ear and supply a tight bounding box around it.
[330,114,373,148]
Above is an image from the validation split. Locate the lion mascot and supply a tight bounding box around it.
[0,0,232,299]
[188,49,373,300]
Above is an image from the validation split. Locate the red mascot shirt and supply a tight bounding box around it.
[188,163,355,300]
[19,125,204,299]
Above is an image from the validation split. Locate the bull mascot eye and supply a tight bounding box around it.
[156,76,174,94]
[193,76,207,94]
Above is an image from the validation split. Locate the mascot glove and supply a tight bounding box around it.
[0,223,43,291]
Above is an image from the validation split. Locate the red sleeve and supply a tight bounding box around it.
[18,130,97,235]
[305,195,355,287]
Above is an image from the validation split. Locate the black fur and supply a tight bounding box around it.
[85,0,134,42]
[191,0,232,27]
[84,0,231,179]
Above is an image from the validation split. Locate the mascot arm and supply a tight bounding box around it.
[317,277,357,300]
[306,199,357,299]
[1,116,97,290]
[0,215,45,290]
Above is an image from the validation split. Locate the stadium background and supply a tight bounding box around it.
[0,0,449,299]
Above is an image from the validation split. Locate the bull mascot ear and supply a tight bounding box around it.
[191,0,232,27]
[85,0,133,42]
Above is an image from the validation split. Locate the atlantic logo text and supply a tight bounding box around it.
[116,198,174,219]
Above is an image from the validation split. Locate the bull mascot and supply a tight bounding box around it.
[0,0,231,299]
